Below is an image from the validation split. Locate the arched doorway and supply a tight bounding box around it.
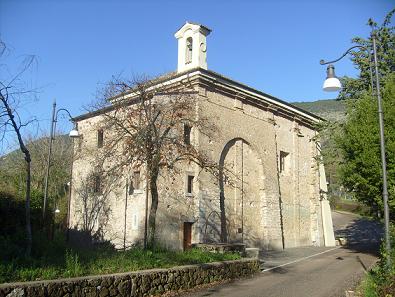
[219,138,264,246]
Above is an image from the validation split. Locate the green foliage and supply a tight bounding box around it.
[336,74,395,217]
[0,134,72,218]
[0,232,240,283]
[0,191,43,240]
[292,99,346,121]
[359,224,395,297]
[64,250,83,277]
[339,9,395,100]
[330,197,370,216]
[328,10,395,217]
[0,134,72,252]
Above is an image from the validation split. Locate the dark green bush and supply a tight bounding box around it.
[360,224,395,296]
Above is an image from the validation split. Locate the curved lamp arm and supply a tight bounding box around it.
[320,45,368,65]
[319,30,391,266]
[54,108,74,122]
[320,44,374,92]
[52,108,78,140]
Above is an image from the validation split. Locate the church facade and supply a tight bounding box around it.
[69,22,335,250]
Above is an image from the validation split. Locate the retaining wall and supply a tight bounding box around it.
[0,259,259,297]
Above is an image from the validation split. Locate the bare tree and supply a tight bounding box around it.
[90,75,219,248]
[74,171,114,240]
[0,41,37,256]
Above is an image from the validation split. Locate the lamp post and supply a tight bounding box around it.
[320,30,391,266]
[43,101,79,221]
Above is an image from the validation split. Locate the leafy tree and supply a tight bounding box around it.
[318,10,395,218]
[1,134,73,214]
[338,9,395,100]
[337,74,395,217]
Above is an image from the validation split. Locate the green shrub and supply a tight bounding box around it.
[64,250,83,278]
[0,235,241,283]
[360,224,395,297]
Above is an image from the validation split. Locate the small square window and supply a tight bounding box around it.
[97,129,104,148]
[187,175,194,194]
[133,171,141,190]
[183,124,191,145]
[93,175,102,194]
[279,151,289,173]
[132,212,138,230]
[128,178,134,195]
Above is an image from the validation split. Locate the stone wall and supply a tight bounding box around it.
[0,259,259,297]
[69,70,335,251]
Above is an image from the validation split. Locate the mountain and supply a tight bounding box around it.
[291,99,346,121]
[0,135,73,198]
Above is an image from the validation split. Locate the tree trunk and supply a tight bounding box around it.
[0,94,33,257]
[148,166,159,249]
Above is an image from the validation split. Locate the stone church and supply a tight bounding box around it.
[69,22,335,251]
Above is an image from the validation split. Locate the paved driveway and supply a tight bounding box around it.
[181,211,382,297]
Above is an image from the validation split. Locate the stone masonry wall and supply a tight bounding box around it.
[0,259,259,297]
[69,73,331,251]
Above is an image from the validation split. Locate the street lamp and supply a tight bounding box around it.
[322,64,341,92]
[43,101,79,221]
[320,30,391,266]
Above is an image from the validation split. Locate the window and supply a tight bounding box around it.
[132,212,138,230]
[187,175,194,194]
[128,171,141,195]
[185,37,193,64]
[133,171,140,190]
[93,174,102,194]
[279,151,289,173]
[183,124,192,145]
[97,129,104,148]
[128,178,134,195]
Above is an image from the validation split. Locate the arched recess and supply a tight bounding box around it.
[218,138,265,246]
[185,37,193,64]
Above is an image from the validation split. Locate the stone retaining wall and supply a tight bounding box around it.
[0,259,259,297]
[193,243,246,255]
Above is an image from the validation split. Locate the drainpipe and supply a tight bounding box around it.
[123,177,129,251]
[241,141,244,243]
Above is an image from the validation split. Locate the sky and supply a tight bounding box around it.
[0,0,393,152]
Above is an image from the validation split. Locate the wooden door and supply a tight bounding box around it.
[183,222,193,250]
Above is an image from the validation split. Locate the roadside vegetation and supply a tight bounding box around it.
[324,11,394,220]
[0,232,240,284]
[329,196,370,217]
[0,190,240,284]
[1,8,394,294]
[0,239,239,284]
[318,10,395,296]
[357,225,395,297]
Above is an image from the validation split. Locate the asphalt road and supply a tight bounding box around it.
[182,211,383,297]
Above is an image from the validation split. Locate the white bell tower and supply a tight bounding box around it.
[174,22,211,73]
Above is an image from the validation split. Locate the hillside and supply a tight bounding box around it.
[0,135,72,168]
[0,135,73,199]
[291,99,346,121]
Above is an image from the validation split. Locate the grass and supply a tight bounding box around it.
[0,234,240,284]
[357,263,395,297]
[358,273,380,297]
[330,197,371,217]
[356,224,395,297]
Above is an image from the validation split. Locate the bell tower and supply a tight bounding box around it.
[174,22,211,73]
